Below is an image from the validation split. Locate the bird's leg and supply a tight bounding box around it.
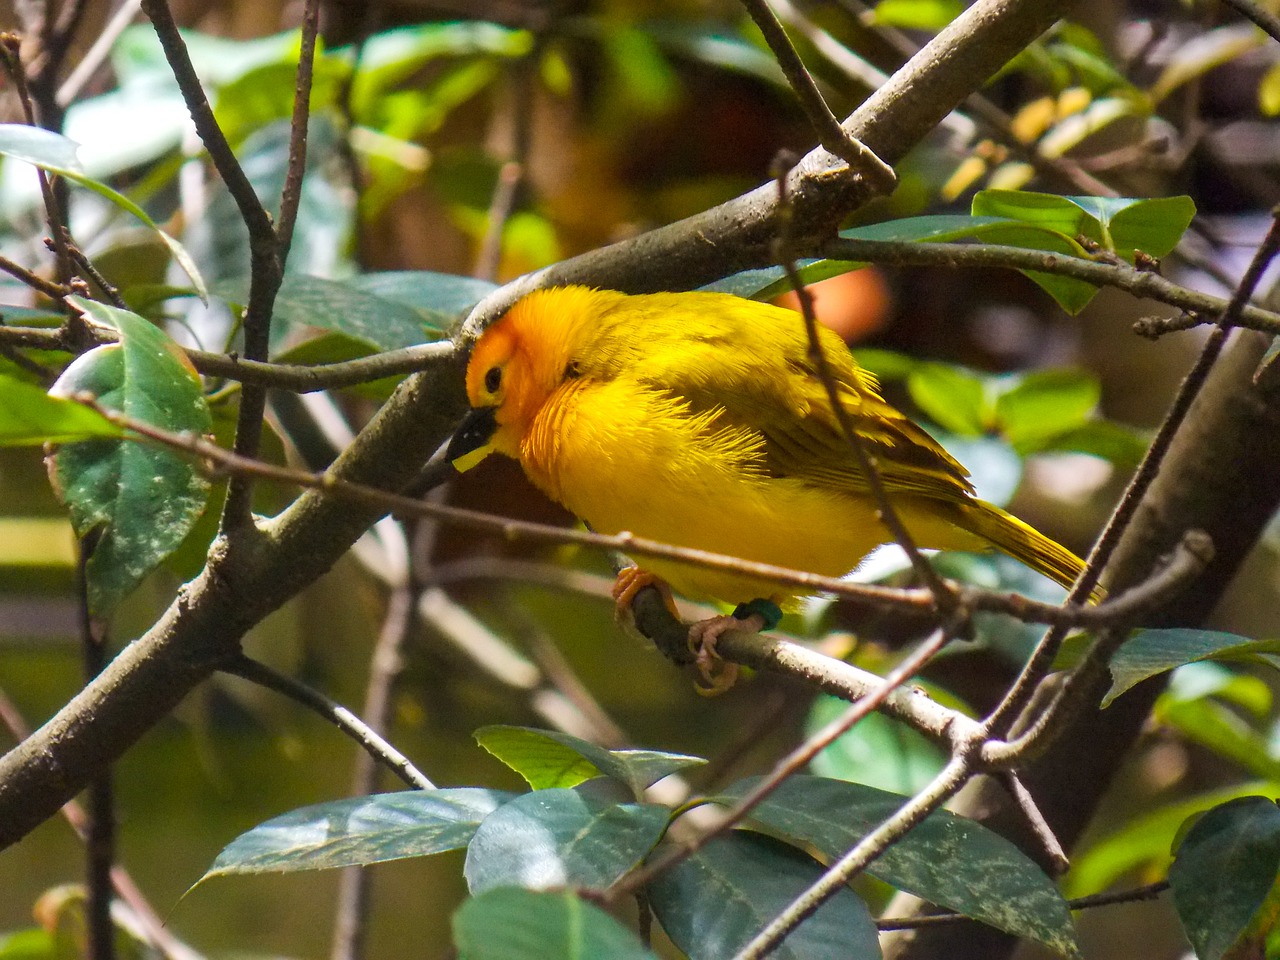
[687,599,783,695]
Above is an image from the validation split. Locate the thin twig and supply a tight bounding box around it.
[139,0,284,528]
[474,49,537,282]
[820,237,1280,336]
[222,654,435,790]
[1219,0,1280,47]
[77,541,115,960]
[603,615,967,905]
[776,155,952,604]
[276,0,320,263]
[74,397,1209,635]
[736,755,973,958]
[877,880,1170,930]
[740,0,896,189]
[0,252,67,299]
[331,579,416,960]
[997,772,1067,874]
[0,322,455,391]
[0,34,77,293]
[984,210,1280,738]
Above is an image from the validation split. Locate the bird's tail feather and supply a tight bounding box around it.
[963,501,1103,602]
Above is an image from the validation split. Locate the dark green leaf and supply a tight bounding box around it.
[907,362,989,435]
[48,298,211,614]
[463,788,669,893]
[1106,629,1280,707]
[203,788,514,878]
[994,369,1099,453]
[648,831,879,960]
[475,726,705,795]
[0,375,123,445]
[453,888,656,960]
[806,696,945,794]
[717,776,1079,956]
[1170,796,1280,960]
[0,123,207,300]
[644,22,786,87]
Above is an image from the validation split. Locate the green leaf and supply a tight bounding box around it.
[853,348,918,382]
[907,362,989,435]
[871,0,963,30]
[351,271,496,329]
[1031,420,1149,466]
[202,788,514,879]
[0,123,207,301]
[717,776,1079,956]
[0,927,57,960]
[463,788,669,894]
[1157,694,1280,782]
[643,23,786,87]
[48,298,211,614]
[993,369,1099,454]
[648,831,879,960]
[0,374,123,446]
[806,695,946,795]
[453,888,656,960]
[475,726,705,795]
[1106,629,1280,707]
[1067,783,1280,898]
[1170,796,1280,960]
[215,273,444,352]
[1105,196,1197,260]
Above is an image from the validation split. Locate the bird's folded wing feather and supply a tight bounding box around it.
[630,326,974,503]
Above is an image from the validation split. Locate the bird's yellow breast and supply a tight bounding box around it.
[516,374,981,606]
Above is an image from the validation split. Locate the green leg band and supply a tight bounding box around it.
[732,599,782,631]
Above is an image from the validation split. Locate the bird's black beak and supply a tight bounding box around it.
[447,406,499,472]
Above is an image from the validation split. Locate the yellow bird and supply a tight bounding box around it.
[448,286,1091,676]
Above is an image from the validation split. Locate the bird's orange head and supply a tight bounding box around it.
[448,286,616,471]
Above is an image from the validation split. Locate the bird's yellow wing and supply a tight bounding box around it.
[579,292,973,504]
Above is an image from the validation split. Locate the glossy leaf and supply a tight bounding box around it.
[717,776,1079,956]
[203,788,512,878]
[463,788,669,893]
[0,123,207,300]
[0,374,122,446]
[453,888,656,960]
[1106,629,1280,707]
[475,726,705,795]
[647,831,879,960]
[48,299,211,614]
[1170,796,1280,960]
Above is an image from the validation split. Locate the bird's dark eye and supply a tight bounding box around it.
[484,366,502,393]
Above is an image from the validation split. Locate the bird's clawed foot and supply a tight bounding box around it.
[687,599,783,695]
